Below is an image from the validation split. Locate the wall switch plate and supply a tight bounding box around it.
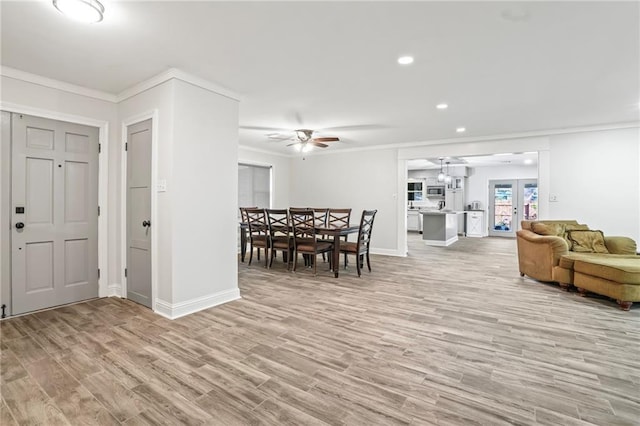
[549,194,558,202]
[157,180,167,192]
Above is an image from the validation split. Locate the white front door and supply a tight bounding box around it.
[11,113,99,315]
[488,179,538,237]
[126,119,152,308]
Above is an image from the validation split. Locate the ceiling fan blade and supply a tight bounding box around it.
[310,141,329,148]
[286,142,301,147]
[313,137,339,142]
[268,135,294,141]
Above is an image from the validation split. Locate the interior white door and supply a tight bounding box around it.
[11,113,99,315]
[488,179,538,237]
[126,119,152,308]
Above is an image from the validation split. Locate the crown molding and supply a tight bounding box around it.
[295,120,640,157]
[116,68,242,103]
[0,66,241,105]
[238,144,291,158]
[0,66,117,102]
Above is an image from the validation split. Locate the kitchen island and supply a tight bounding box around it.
[421,210,465,246]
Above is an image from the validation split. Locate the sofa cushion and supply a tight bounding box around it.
[567,230,609,253]
[605,236,638,255]
[559,252,639,269]
[531,222,565,237]
[530,222,589,249]
[575,258,640,285]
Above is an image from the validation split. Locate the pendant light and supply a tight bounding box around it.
[437,158,445,182]
[444,161,452,184]
[53,0,105,23]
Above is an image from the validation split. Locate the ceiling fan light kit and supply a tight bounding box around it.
[53,0,104,23]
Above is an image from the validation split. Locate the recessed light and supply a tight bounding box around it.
[397,56,414,65]
[436,103,448,110]
[456,127,466,133]
[524,159,533,165]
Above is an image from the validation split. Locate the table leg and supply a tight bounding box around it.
[333,234,340,278]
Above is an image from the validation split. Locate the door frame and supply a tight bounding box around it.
[0,103,109,316]
[120,111,158,312]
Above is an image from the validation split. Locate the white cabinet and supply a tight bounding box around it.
[407,211,421,232]
[466,211,485,237]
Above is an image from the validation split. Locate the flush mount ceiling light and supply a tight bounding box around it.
[397,56,414,65]
[436,103,448,110]
[53,0,104,23]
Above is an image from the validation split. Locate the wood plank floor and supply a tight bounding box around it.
[1,234,639,425]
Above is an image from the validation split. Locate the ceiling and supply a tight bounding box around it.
[407,152,538,170]
[1,1,638,155]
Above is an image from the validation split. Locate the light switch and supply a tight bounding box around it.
[157,179,167,192]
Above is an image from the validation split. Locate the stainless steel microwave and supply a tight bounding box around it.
[426,185,445,196]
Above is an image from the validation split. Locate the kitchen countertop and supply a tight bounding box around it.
[420,210,465,215]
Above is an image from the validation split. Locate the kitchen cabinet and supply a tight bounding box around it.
[445,187,466,235]
[407,210,421,232]
[466,211,485,237]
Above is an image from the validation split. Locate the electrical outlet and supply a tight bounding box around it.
[157,180,167,192]
[549,194,558,202]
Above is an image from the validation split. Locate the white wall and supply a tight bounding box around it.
[288,148,400,255]
[0,75,118,315]
[238,147,291,209]
[466,164,538,211]
[171,80,239,305]
[119,78,240,317]
[548,128,640,242]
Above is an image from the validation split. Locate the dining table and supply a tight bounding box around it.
[240,218,360,277]
[316,225,360,278]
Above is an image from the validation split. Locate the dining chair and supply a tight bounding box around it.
[266,208,293,269]
[239,206,257,262]
[326,208,352,267]
[290,208,334,275]
[340,209,377,277]
[245,208,270,267]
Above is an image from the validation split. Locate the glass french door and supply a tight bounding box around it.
[488,179,538,237]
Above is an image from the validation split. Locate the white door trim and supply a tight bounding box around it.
[0,102,109,312]
[120,110,158,312]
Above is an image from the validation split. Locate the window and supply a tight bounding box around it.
[407,181,423,201]
[238,163,271,208]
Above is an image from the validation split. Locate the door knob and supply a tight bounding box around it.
[142,220,151,228]
[15,222,25,229]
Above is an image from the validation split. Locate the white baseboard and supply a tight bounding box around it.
[370,247,406,257]
[154,287,241,320]
[108,283,122,297]
[423,236,458,247]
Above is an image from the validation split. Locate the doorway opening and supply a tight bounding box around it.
[404,152,539,253]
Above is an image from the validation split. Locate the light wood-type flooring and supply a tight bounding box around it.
[1,233,639,425]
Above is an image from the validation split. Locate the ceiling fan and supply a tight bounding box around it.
[271,129,340,151]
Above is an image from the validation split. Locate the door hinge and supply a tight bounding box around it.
[125,142,128,151]
[98,206,101,216]
[124,268,128,278]
[98,269,101,279]
[98,143,101,153]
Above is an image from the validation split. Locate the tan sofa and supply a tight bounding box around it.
[516,220,639,310]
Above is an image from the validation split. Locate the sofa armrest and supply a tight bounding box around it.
[604,236,637,255]
[516,229,569,281]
